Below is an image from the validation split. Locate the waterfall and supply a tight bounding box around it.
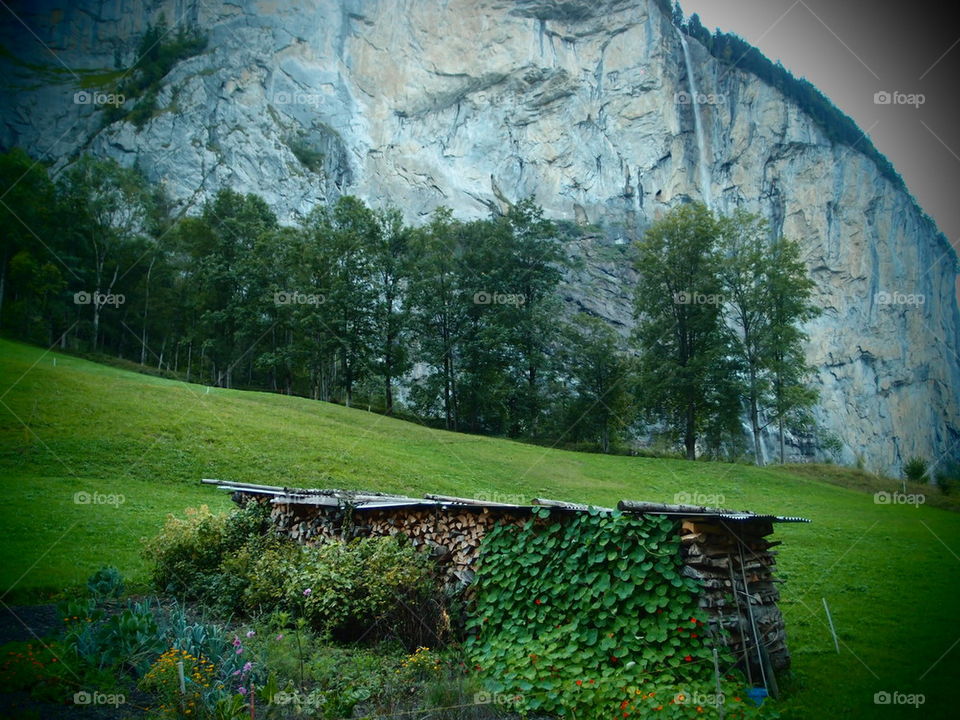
[677,29,712,208]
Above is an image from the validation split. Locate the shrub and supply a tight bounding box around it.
[289,535,441,646]
[903,456,928,483]
[143,502,270,602]
[229,536,303,614]
[87,565,125,600]
[935,461,960,495]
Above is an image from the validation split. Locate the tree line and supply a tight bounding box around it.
[0,149,819,462]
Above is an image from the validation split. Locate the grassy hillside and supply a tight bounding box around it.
[1,338,958,718]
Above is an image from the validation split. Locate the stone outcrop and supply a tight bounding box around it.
[2,0,957,474]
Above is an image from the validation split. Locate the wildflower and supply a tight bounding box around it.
[246,630,255,638]
[276,634,284,641]
[303,588,312,597]
[576,680,583,686]
[684,655,693,662]
[238,687,247,695]
[243,661,253,673]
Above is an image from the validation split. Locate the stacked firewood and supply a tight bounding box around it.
[239,490,792,673]
[679,518,791,672]
[246,494,526,588]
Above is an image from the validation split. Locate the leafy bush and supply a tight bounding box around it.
[903,456,928,482]
[229,536,303,614]
[290,535,441,646]
[63,600,164,676]
[466,508,775,719]
[87,565,125,600]
[143,502,270,603]
[935,461,960,495]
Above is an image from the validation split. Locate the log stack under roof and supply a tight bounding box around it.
[205,479,806,677]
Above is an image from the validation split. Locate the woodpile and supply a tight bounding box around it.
[249,494,526,588]
[227,484,798,678]
[679,518,791,673]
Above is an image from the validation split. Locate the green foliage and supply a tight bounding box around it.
[3,341,960,716]
[290,535,440,645]
[0,640,76,702]
[717,210,820,464]
[935,460,960,495]
[633,202,742,459]
[62,599,164,676]
[102,18,207,128]
[554,313,635,452]
[467,508,770,718]
[287,135,326,173]
[142,503,267,604]
[903,456,929,483]
[87,565,125,599]
[143,502,442,647]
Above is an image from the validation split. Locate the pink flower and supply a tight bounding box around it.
[276,634,284,641]
[232,669,241,676]
[243,661,253,673]
[238,686,247,695]
[235,647,243,655]
[232,636,241,647]
[246,630,255,638]
[303,588,312,596]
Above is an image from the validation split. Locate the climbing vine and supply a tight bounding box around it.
[466,508,778,719]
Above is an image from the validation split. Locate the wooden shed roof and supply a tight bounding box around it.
[201,479,810,524]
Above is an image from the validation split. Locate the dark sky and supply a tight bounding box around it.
[681,0,960,252]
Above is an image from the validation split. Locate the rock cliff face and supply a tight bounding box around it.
[2,0,958,474]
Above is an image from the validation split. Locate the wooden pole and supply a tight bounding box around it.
[712,647,725,720]
[176,660,185,693]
